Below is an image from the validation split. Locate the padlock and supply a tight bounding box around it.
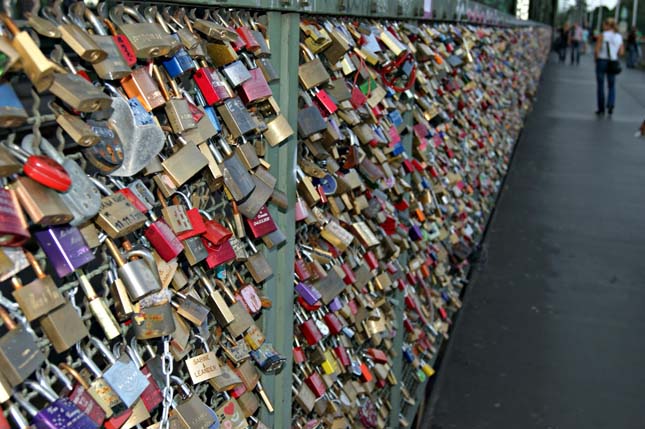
[257,57,279,84]
[0,14,57,89]
[298,43,330,89]
[0,305,46,387]
[170,376,219,428]
[3,141,71,192]
[263,114,294,147]
[215,397,247,428]
[34,225,94,278]
[80,7,131,80]
[292,376,316,413]
[298,105,327,139]
[217,97,258,138]
[105,238,161,301]
[206,41,239,66]
[162,47,196,78]
[57,363,107,427]
[92,181,147,238]
[194,65,232,106]
[172,290,210,326]
[75,342,130,421]
[244,238,273,284]
[76,272,120,341]
[0,187,29,247]
[14,380,98,429]
[161,137,208,188]
[0,83,28,127]
[245,205,278,239]
[197,269,235,327]
[185,337,221,384]
[88,337,149,408]
[48,71,112,113]
[121,67,166,112]
[250,342,286,375]
[110,5,179,58]
[39,296,89,353]
[239,66,272,105]
[208,139,255,202]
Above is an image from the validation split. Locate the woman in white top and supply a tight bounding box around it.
[594,18,624,115]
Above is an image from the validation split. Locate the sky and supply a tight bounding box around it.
[559,0,619,11]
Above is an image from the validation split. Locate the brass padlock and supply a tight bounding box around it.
[161,137,208,188]
[10,176,73,226]
[263,114,293,147]
[1,14,57,90]
[298,43,330,90]
[40,300,89,353]
[94,188,147,238]
[11,251,65,322]
[110,5,179,58]
[48,72,112,112]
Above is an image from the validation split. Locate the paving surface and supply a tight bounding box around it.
[422,50,645,429]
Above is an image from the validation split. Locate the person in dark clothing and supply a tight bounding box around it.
[557,25,570,63]
[626,27,639,68]
[569,24,583,65]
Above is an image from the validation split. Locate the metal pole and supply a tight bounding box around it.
[615,0,620,20]
[632,0,638,27]
[598,6,603,31]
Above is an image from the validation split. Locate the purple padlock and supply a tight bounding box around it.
[294,281,322,306]
[408,224,423,242]
[34,225,94,278]
[327,297,343,312]
[16,382,99,429]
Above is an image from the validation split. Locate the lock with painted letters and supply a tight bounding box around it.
[110,5,179,58]
[217,97,258,138]
[93,181,147,238]
[14,380,98,429]
[33,224,94,278]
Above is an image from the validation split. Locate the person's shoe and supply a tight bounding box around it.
[608,107,613,115]
[595,110,605,115]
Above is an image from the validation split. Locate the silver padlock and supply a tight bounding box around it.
[88,337,149,408]
[105,238,161,302]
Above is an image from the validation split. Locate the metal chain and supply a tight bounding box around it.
[160,335,174,429]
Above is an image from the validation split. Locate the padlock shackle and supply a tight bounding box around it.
[43,361,73,392]
[25,379,58,402]
[170,375,192,398]
[13,392,39,417]
[104,238,127,267]
[89,335,117,365]
[59,362,90,390]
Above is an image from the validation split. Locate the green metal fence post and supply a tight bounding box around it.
[259,10,300,428]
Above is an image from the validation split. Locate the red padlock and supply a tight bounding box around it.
[304,371,327,398]
[245,206,277,239]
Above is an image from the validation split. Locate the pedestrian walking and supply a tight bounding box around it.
[569,23,583,65]
[594,18,624,115]
[557,24,570,63]
[626,26,639,68]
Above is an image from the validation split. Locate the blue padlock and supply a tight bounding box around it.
[203,106,222,134]
[388,109,404,127]
[162,48,195,78]
[0,82,28,128]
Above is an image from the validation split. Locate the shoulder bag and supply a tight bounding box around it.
[607,40,622,75]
